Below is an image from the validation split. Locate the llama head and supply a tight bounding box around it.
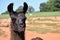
[7,2,28,32]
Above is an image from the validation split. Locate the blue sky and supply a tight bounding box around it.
[0,0,48,14]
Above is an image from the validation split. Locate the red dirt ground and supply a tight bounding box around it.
[0,18,60,40]
[0,27,60,40]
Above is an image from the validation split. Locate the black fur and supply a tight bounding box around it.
[7,3,14,13]
[7,2,28,40]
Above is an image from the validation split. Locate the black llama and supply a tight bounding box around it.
[7,2,28,40]
[31,37,43,40]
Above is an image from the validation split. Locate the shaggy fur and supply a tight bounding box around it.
[7,2,28,40]
[31,37,43,40]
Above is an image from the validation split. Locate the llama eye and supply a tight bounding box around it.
[25,18,26,20]
[23,18,26,21]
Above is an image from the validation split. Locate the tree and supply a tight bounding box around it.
[28,6,35,13]
[1,11,9,15]
[54,0,60,11]
[47,0,56,11]
[16,6,23,12]
[40,3,48,12]
[2,6,23,15]
[39,0,60,12]
[16,6,35,13]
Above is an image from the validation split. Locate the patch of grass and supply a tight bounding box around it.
[0,29,7,37]
[27,27,50,34]
[27,27,60,34]
[28,21,41,24]
[45,23,57,26]
[51,30,60,33]
[29,23,59,28]
[36,18,52,21]
[1,12,60,18]
[0,29,5,36]
[27,19,60,28]
[0,14,10,19]
[37,18,58,22]
[28,21,60,28]
[26,12,60,17]
[45,23,59,28]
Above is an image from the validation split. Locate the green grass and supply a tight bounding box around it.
[0,12,60,18]
[0,14,10,19]
[28,27,60,34]
[51,30,60,33]
[45,23,60,28]
[36,18,56,21]
[45,23,57,26]
[26,12,60,17]
[28,21,60,28]
[0,29,5,36]
[27,27,50,34]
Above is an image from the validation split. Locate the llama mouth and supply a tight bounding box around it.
[18,27,25,32]
[17,25,25,32]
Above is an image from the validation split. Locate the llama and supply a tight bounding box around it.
[7,2,28,40]
[31,37,43,40]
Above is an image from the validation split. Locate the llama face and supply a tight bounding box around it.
[7,2,28,32]
[15,13,26,32]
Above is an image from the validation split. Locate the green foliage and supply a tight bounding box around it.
[40,0,60,12]
[28,6,35,13]
[16,6,23,12]
[40,3,48,12]
[47,0,56,11]
[14,5,35,13]
[1,11,9,15]
[16,5,35,13]
[54,0,60,11]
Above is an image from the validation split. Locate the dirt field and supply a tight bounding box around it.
[0,17,60,40]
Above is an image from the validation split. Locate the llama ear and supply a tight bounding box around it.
[7,3,14,13]
[23,2,28,14]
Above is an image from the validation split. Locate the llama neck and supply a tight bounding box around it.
[18,31,25,40]
[11,29,25,40]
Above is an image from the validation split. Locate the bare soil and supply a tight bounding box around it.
[0,17,60,40]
